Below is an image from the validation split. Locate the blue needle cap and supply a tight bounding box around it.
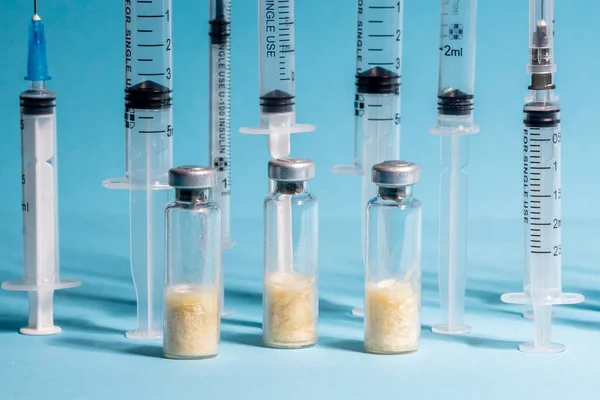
[25,14,51,82]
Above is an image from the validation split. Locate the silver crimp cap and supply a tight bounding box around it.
[169,165,217,189]
[372,160,420,187]
[268,158,315,182]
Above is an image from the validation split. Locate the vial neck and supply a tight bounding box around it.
[175,188,211,203]
[276,181,307,195]
[378,186,412,200]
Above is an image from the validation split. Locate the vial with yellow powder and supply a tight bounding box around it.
[263,158,318,349]
[365,161,422,354]
[163,166,222,359]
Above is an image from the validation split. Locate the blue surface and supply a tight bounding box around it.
[0,0,599,399]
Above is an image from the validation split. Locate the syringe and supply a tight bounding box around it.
[240,0,314,157]
[209,0,234,249]
[241,0,314,273]
[431,0,479,335]
[502,0,583,354]
[2,1,80,335]
[103,0,174,339]
[333,0,403,177]
[332,1,404,317]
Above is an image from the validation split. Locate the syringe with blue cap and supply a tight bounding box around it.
[2,0,80,335]
[502,0,583,354]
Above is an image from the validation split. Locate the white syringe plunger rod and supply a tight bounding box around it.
[432,135,471,335]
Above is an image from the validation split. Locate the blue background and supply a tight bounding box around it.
[0,0,599,399]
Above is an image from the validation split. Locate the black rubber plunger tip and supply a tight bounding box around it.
[260,89,295,114]
[125,80,172,109]
[355,67,400,94]
[437,88,474,116]
[209,17,230,44]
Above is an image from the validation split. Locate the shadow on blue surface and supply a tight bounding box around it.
[555,317,600,330]
[59,288,135,316]
[61,250,132,283]
[319,326,522,353]
[51,336,163,358]
[421,325,521,350]
[222,317,262,329]
[0,311,123,335]
[319,337,365,353]
[222,331,263,348]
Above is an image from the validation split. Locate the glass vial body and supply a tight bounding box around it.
[163,188,222,359]
[263,181,318,349]
[365,186,422,354]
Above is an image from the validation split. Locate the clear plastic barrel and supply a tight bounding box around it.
[356,0,403,76]
[358,92,401,250]
[433,0,478,134]
[502,92,583,353]
[241,0,314,161]
[209,0,233,248]
[259,0,296,111]
[125,0,173,90]
[102,0,174,340]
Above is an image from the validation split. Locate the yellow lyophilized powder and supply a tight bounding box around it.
[264,272,317,348]
[365,279,420,354]
[163,285,220,359]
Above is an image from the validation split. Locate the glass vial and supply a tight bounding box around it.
[163,166,222,360]
[365,161,422,354]
[263,158,318,349]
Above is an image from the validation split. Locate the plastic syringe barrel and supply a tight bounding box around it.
[125,0,173,90]
[240,0,314,160]
[2,15,80,336]
[102,0,174,340]
[123,83,173,340]
[334,0,404,175]
[259,0,296,113]
[431,0,478,335]
[209,0,233,248]
[3,86,81,335]
[433,0,479,134]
